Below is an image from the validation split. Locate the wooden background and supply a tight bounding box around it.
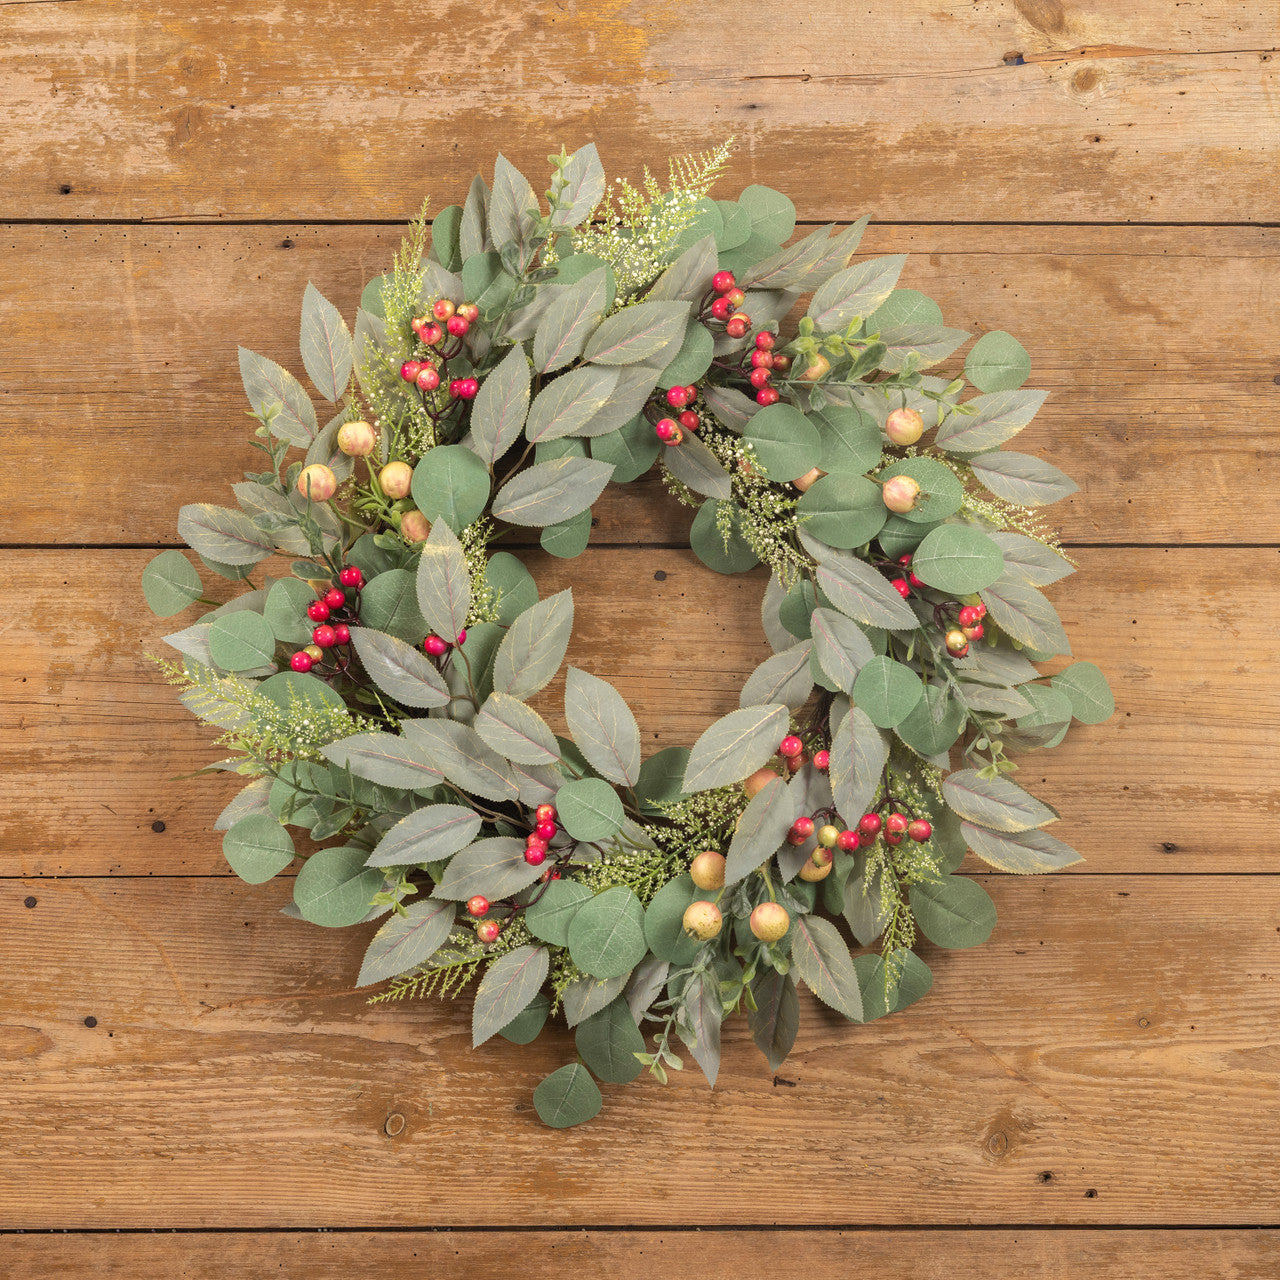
[2,1,1278,1274]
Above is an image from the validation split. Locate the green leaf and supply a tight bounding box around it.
[488,153,538,249]
[350,627,450,709]
[661,431,733,499]
[690,499,760,574]
[797,474,887,548]
[564,667,641,786]
[879,457,964,523]
[876,324,969,373]
[474,691,560,765]
[980,571,1071,655]
[178,504,275,566]
[591,414,660,483]
[568,886,648,979]
[852,656,924,729]
[990,532,1075,586]
[738,183,796,243]
[830,705,888,826]
[896,684,964,756]
[911,875,996,949]
[300,282,352,402]
[740,642,814,712]
[647,234,718,303]
[562,970,630,1027]
[682,703,790,793]
[215,778,273,831]
[473,944,549,1047]
[556,777,624,841]
[702,384,759,433]
[499,991,549,1044]
[525,878,594,946]
[807,254,906,331]
[869,288,944,330]
[642,874,703,964]
[855,949,933,1021]
[468,344,531,467]
[366,804,483,867]
[533,267,606,372]
[142,550,203,617]
[526,366,620,443]
[550,141,606,228]
[402,718,518,802]
[747,968,799,1072]
[322,730,443,790]
[742,403,821,482]
[962,822,1083,874]
[965,330,1031,392]
[359,568,428,645]
[910,525,1006,594]
[208,611,276,673]
[533,1063,602,1128]
[459,173,490,260]
[256,669,346,716]
[429,204,463,271]
[636,746,690,813]
[492,457,614,527]
[969,451,1079,506]
[412,520,470,646]
[263,578,315,645]
[576,997,645,1084]
[677,969,723,1086]
[725,776,800,886]
[1051,661,1115,724]
[943,769,1057,832]
[485,552,538,625]
[843,860,890,946]
[357,898,456,986]
[936,389,1049,453]
[658,319,714,387]
[1016,683,1073,749]
[432,836,542,900]
[816,556,918,630]
[584,300,690,366]
[238,346,317,445]
[492,588,573,700]
[411,444,491,533]
[791,915,862,1021]
[294,846,383,927]
[222,814,295,884]
[810,607,875,694]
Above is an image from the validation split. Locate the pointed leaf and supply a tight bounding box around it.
[677,969,723,1087]
[475,691,560,765]
[943,769,1058,833]
[817,556,918,630]
[647,233,718,302]
[936,389,1049,453]
[473,944,550,1046]
[725,777,801,886]
[583,301,690,365]
[238,346,318,445]
[533,267,606,372]
[564,667,641,786]
[969,451,1079,506]
[321,730,445,790]
[402,718,518,801]
[177,504,274,566]
[980,571,1071,655]
[492,457,614,527]
[433,837,543,900]
[682,703,790,793]
[791,915,862,1021]
[415,520,472,641]
[550,142,606,227]
[488,154,538,249]
[358,899,456,986]
[350,626,450,709]
[525,366,619,442]
[492,588,573,700]
[990,532,1076,586]
[807,254,906,331]
[300,282,352,402]
[962,823,1084,874]
[830,706,888,826]
[469,344,531,466]
[740,641,814,711]
[747,968,799,1072]
[810,607,875,694]
[662,430,733,499]
[562,971,631,1028]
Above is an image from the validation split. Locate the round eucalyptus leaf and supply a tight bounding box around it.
[877,514,939,559]
[713,199,752,251]
[1051,661,1115,725]
[410,444,491,532]
[533,1062,603,1128]
[910,875,997,949]
[965,330,1031,392]
[643,873,702,965]
[525,878,594,947]
[690,499,760,574]
[636,746,691,813]
[222,814,295,884]
[575,997,646,1084]
[142,550,204,617]
[880,457,963,523]
[659,320,714,387]
[294,846,384,927]
[208,611,277,672]
[910,525,1005,594]
[852,655,924,729]
[743,403,821,482]
[499,991,550,1045]
[541,508,592,559]
[1017,683,1073,749]
[485,552,538,626]
[359,567,427,644]
[778,578,818,639]
[264,577,317,645]
[556,778,625,841]
[797,475,887,549]
[895,684,965,756]
[869,288,944,331]
[591,414,661,484]
[567,885,648,979]
[811,404,883,476]
[256,669,347,715]
[738,184,797,243]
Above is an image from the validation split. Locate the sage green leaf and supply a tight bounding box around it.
[300,282,352,402]
[807,254,906,331]
[142,550,203,617]
[576,997,646,1084]
[492,588,573,700]
[365,803,483,867]
[564,667,641,786]
[1051,661,1115,724]
[843,860,891,946]
[415,520,471,644]
[943,769,1057,832]
[990,532,1075,586]
[725,776,801,886]
[678,969,724,1086]
[215,778,273,831]
[492,457,614,527]
[1016,683,1073,748]
[658,319,714,387]
[550,141,606,228]
[410,444,491,533]
[322,731,444,791]
[852,656,924,729]
[256,669,346,716]
[208,611,277,673]
[662,431,732,499]
[359,568,428,645]
[690,499,760,574]
[810,607,875,694]
[702,383,759,433]
[238,346,317,445]
[562,970,630,1027]
[475,691,560,765]
[748,968,799,1072]
[499,991,550,1044]
[869,288,944,330]
[817,556,918,630]
[484,551,538,625]
[875,324,968,374]
[642,874,703,965]
[473,943,549,1047]
[896,684,964,756]
[738,183,796,242]
[534,268,606,372]
[740,641,814,711]
[263,578,315,645]
[742,403,821,481]
[488,153,538,248]
[590,414,660,484]
[910,525,1006,594]
[965,330,1031,392]
[429,204,463,271]
[980,571,1071,655]
[809,404,882,476]
[350,627,450,709]
[469,344,531,466]
[636,746,690,813]
[525,366,620,444]
[584,300,690,365]
[830,705,888,826]
[740,222,832,289]
[961,682,1035,718]
[222,814,295,884]
[556,777,624,841]
[879,457,963,523]
[533,1063,602,1129]
[935,389,1049,453]
[178,504,274,566]
[855,949,933,1021]
[402,718,518,801]
[962,822,1083,874]
[911,875,996,949]
[568,886,647,979]
[797,475,887,549]
[969,451,1079,506]
[682,703,790,793]
[647,233,718,303]
[357,898,456,986]
[294,846,383,927]
[526,879,593,946]
[432,836,542,900]
[791,915,862,1021]
[671,197,722,253]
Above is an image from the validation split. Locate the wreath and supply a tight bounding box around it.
[143,142,1114,1128]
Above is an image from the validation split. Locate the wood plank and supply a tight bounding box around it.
[2,3,1276,222]
[0,874,1277,1227]
[3,224,1278,546]
[0,546,1275,876]
[2,1229,1277,1278]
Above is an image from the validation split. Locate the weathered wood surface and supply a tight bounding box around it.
[2,2,1277,223]
[2,224,1277,547]
[3,1229,1277,1279]
[1,874,1276,1227]
[2,546,1273,877]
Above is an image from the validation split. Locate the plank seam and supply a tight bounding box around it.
[1,1224,1277,1235]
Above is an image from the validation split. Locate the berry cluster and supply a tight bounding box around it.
[399,299,482,401]
[288,566,364,673]
[942,601,987,658]
[704,270,791,406]
[423,628,467,658]
[653,383,701,447]
[462,804,566,945]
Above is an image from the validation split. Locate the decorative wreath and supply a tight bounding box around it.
[143,143,1114,1127]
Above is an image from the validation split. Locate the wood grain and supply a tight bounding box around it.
[2,2,1277,222]
[1,546,1275,877]
[2,1229,1277,1279]
[3,224,1278,547]
[1,873,1276,1227]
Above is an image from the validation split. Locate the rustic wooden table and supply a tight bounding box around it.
[2,2,1277,1275]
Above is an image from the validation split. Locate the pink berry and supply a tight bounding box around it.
[779,735,804,758]
[524,845,547,867]
[448,379,462,398]
[724,288,746,308]
[756,387,780,406]
[446,315,469,337]
[535,804,557,823]
[725,316,749,339]
[958,605,981,628]
[750,350,774,369]
[416,366,441,392]
[432,299,455,321]
[307,600,330,623]
[455,629,467,646]
[858,813,882,836]
[891,578,911,598]
[907,819,932,842]
[885,831,903,846]
[461,378,479,399]
[476,919,501,944]
[678,410,699,430]
[332,623,350,645]
[712,270,736,294]
[666,385,690,408]
[654,417,679,442]
[535,819,557,841]
[290,652,313,672]
[791,816,816,840]
[467,895,489,918]
[859,831,876,848]
[885,812,909,835]
[338,566,363,588]
[420,322,443,346]
[812,749,830,771]
[836,829,859,852]
[312,625,337,648]
[400,360,422,382]
[324,588,346,610]
[424,635,449,656]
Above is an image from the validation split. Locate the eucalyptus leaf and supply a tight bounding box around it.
[797,474,887,548]
[742,403,821,482]
[910,525,1006,594]
[568,886,648,979]
[411,444,491,533]
[590,413,661,483]
[525,879,594,946]
[556,777,625,841]
[222,814,295,884]
[208,611,277,673]
[142,550,203,617]
[294,846,383,927]
[1051,661,1115,724]
[576,997,645,1084]
[910,875,996,949]
[965,330,1031,392]
[360,568,428,645]
[533,1063,602,1128]
[852,655,924,729]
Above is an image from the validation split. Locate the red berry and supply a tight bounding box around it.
[448,379,462,398]
[858,813,883,836]
[666,385,690,408]
[446,315,468,337]
[963,623,985,641]
[535,804,557,824]
[307,600,330,623]
[467,895,490,918]
[476,919,501,944]
[756,387,780,406]
[885,812,909,835]
[945,629,970,657]
[898,553,913,566]
[416,366,441,392]
[460,378,479,399]
[455,630,467,646]
[958,605,981,628]
[709,297,732,320]
[535,819,557,841]
[790,815,816,840]
[312,625,337,648]
[332,623,350,645]
[859,830,876,848]
[541,868,562,882]
[750,350,773,369]
[836,828,859,852]
[324,588,346,610]
[907,819,932,842]
[420,322,443,346]
[725,316,749,339]
[813,749,830,771]
[338,566,363,588]
[424,635,449,656]
[885,831,903,846]
[290,651,313,673]
[891,578,911,598]
[724,288,746,308]
[678,409,700,430]
[684,385,697,402]
[755,331,775,351]
[909,572,924,588]
[400,360,422,382]
[712,270,736,294]
[525,832,548,850]
[432,299,455,321]
[524,845,547,867]
[749,367,772,389]
[786,751,808,773]
[780,734,804,758]
[974,602,987,620]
